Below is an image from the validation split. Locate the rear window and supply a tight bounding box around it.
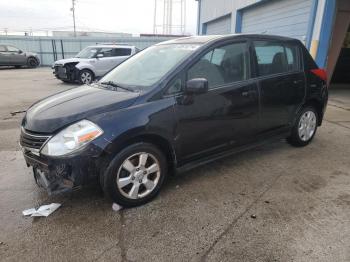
[253,41,299,76]
[113,48,131,56]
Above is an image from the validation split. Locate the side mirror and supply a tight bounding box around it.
[18,50,23,54]
[184,78,208,94]
[96,53,103,59]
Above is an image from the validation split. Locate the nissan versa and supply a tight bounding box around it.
[20,35,328,207]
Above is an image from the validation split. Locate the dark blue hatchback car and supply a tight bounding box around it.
[20,34,328,207]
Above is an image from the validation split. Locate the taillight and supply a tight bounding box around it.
[311,68,327,82]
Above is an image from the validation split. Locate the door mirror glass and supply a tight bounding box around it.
[185,78,208,94]
[96,53,104,58]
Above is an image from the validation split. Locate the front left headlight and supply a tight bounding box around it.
[41,120,103,156]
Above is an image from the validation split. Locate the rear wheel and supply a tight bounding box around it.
[287,106,318,147]
[102,143,167,207]
[27,57,38,68]
[79,69,94,84]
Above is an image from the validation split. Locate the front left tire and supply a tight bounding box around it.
[79,69,94,84]
[102,142,168,207]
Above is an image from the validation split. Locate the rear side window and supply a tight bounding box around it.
[253,41,299,76]
[187,42,248,89]
[112,48,131,56]
[6,45,19,52]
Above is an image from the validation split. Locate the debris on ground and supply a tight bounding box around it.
[112,203,122,211]
[175,185,180,189]
[250,214,257,219]
[264,200,270,204]
[22,203,61,217]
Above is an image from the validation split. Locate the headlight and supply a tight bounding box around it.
[41,120,103,156]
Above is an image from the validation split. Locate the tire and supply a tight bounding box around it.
[78,69,94,84]
[287,106,318,147]
[102,142,168,207]
[27,57,38,68]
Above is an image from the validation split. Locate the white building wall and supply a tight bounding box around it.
[199,0,259,34]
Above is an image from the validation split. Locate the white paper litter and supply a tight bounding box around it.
[112,203,122,211]
[22,203,61,217]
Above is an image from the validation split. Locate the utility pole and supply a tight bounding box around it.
[71,0,77,37]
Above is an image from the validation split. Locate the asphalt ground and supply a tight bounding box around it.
[0,67,350,262]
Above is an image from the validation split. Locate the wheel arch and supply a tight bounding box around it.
[303,98,324,126]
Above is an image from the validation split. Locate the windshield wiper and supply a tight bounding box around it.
[100,81,135,92]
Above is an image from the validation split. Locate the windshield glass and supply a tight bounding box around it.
[76,47,98,58]
[100,44,201,89]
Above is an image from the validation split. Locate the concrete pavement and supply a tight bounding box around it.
[0,68,350,262]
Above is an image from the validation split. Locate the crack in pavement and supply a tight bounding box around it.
[324,119,350,131]
[200,172,284,261]
[328,102,350,111]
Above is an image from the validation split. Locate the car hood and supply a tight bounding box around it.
[23,85,140,133]
[54,57,86,65]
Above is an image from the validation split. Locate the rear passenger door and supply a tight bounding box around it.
[110,48,132,67]
[253,40,305,134]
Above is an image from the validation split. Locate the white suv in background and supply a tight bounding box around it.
[53,44,139,84]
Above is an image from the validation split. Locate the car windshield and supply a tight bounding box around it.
[76,47,98,58]
[99,44,201,90]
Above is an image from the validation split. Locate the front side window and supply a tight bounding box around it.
[100,44,201,89]
[187,42,248,89]
[97,48,114,57]
[253,41,299,76]
[7,46,19,52]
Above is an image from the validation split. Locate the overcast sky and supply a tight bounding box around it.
[0,0,198,35]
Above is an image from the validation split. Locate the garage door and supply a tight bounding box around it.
[241,0,313,41]
[206,14,232,35]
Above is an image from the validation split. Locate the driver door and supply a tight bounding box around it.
[173,41,259,164]
[6,45,26,65]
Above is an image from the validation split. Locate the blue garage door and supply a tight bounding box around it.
[206,14,232,35]
[241,0,313,41]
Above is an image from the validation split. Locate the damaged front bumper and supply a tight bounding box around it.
[53,63,79,82]
[22,145,104,195]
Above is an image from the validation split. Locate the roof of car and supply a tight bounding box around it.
[87,45,135,49]
[158,34,298,45]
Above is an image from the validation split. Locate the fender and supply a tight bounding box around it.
[75,62,96,74]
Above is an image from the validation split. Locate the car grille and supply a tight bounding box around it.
[20,128,51,151]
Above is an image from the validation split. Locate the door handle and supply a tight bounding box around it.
[241,90,255,97]
[293,80,303,84]
[242,91,249,97]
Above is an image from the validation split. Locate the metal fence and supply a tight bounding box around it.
[0,35,176,66]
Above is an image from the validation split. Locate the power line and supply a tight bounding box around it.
[70,0,77,37]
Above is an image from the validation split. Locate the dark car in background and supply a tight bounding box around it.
[20,34,328,207]
[0,44,40,68]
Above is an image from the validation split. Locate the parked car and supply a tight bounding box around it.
[52,44,138,84]
[20,34,328,207]
[0,44,40,68]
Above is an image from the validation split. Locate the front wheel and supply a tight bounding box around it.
[102,143,168,207]
[79,69,94,84]
[287,106,318,147]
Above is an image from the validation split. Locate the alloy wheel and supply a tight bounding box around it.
[116,152,161,199]
[80,71,92,84]
[298,110,317,141]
